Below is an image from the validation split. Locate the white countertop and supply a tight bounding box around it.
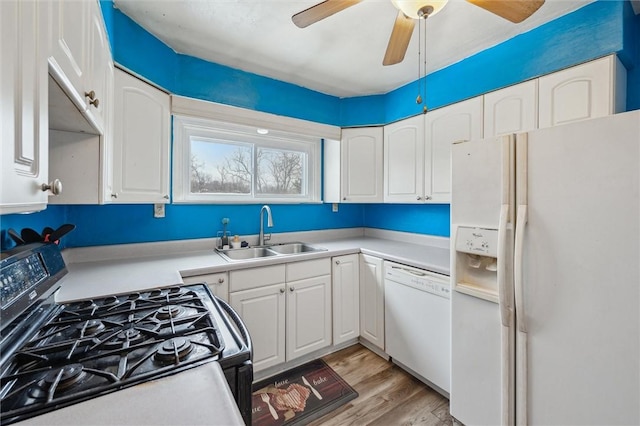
[56,233,450,302]
[17,362,244,426]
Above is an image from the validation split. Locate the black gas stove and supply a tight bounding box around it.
[0,243,252,425]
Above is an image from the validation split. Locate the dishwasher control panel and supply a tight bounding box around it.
[385,264,450,299]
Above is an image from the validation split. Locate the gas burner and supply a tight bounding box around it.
[103,327,147,349]
[67,300,95,311]
[75,319,105,336]
[45,364,86,390]
[126,292,141,301]
[154,337,194,365]
[156,305,185,320]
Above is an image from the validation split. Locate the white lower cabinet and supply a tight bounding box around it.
[181,272,229,302]
[332,254,360,345]
[359,254,385,350]
[229,260,331,373]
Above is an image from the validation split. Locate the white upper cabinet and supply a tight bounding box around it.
[538,55,626,128]
[49,0,110,134]
[340,127,384,203]
[384,115,425,203]
[112,69,171,204]
[0,1,52,214]
[425,97,484,203]
[484,79,538,137]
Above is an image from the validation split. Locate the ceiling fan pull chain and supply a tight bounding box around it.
[423,15,428,114]
[416,17,423,105]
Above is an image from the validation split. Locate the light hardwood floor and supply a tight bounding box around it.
[309,344,452,426]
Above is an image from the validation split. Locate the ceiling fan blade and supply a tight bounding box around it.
[292,0,362,28]
[383,11,415,66]
[466,0,545,23]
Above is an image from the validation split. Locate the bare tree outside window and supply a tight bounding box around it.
[190,140,306,196]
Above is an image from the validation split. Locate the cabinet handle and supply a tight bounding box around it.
[335,260,340,265]
[111,193,118,199]
[289,286,295,292]
[41,179,62,195]
[85,90,96,100]
[416,196,422,201]
[163,195,169,199]
[342,197,346,201]
[217,278,225,284]
[425,195,432,200]
[89,98,99,108]
[280,288,285,294]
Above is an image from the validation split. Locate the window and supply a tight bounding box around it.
[173,115,321,203]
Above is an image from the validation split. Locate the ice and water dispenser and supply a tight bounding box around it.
[454,226,500,303]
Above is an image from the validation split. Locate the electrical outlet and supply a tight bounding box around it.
[154,204,165,218]
[332,203,339,213]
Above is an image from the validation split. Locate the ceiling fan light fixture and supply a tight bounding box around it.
[391,0,449,19]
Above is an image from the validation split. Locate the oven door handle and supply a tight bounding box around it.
[215,296,253,357]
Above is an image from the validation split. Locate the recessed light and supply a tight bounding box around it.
[257,128,269,135]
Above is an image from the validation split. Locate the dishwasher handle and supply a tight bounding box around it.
[389,265,427,277]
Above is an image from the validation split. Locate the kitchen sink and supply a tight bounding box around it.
[216,242,326,262]
[268,242,325,254]
[217,247,279,261]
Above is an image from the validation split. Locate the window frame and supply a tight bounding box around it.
[173,115,321,204]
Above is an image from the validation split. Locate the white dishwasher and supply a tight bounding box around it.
[384,261,451,395]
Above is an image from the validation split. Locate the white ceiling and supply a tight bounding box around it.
[113,0,595,98]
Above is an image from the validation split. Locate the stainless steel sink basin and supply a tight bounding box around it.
[215,242,326,262]
[268,242,326,255]
[217,247,279,261]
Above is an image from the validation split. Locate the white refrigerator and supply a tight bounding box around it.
[450,110,640,425]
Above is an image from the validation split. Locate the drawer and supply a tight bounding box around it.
[181,272,229,301]
[286,258,331,282]
[230,264,286,292]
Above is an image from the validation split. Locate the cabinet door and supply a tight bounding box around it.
[538,55,626,129]
[0,1,50,214]
[425,97,483,203]
[48,0,89,110]
[359,254,384,349]
[181,272,229,302]
[340,127,383,203]
[384,115,425,203]
[286,275,332,361]
[112,69,170,203]
[332,254,360,345]
[484,80,538,137]
[84,0,111,133]
[230,284,286,372]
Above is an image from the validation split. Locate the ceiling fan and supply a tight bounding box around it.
[292,0,545,66]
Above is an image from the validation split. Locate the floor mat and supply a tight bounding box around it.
[252,358,358,425]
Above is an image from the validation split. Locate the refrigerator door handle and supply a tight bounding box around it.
[514,204,528,333]
[497,203,511,327]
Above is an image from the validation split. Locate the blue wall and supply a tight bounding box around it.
[2,0,638,251]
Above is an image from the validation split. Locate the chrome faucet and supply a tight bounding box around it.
[259,205,273,246]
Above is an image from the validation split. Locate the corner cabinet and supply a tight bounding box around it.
[332,254,360,345]
[424,97,483,203]
[0,1,54,214]
[359,254,384,350]
[538,55,626,129]
[112,69,171,204]
[340,127,383,203]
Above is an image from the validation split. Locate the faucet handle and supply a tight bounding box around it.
[264,233,272,243]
